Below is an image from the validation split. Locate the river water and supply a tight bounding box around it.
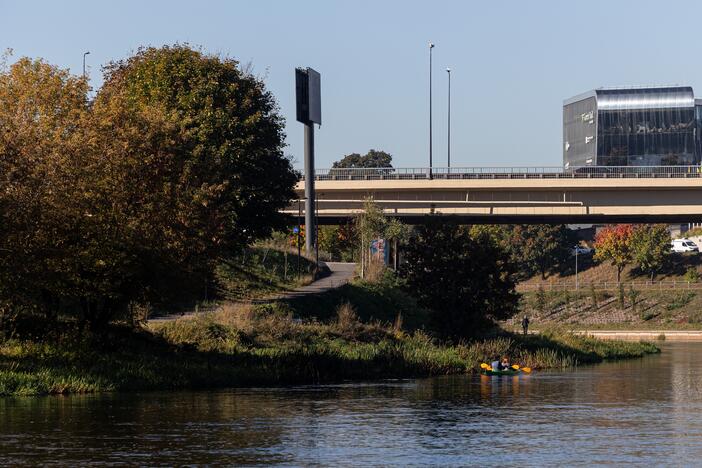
[3,342,702,466]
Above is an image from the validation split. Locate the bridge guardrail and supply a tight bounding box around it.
[300,166,702,181]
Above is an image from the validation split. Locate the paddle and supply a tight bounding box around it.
[511,364,532,373]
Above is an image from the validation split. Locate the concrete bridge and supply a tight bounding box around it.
[286,166,702,224]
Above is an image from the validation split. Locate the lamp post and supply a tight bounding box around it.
[575,246,579,291]
[315,193,320,270]
[82,51,90,78]
[297,198,304,281]
[428,42,434,179]
[446,67,451,169]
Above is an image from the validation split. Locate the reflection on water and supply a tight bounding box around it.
[3,343,702,465]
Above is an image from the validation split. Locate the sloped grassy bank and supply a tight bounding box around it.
[0,302,658,396]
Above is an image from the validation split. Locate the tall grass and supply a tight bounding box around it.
[0,315,659,396]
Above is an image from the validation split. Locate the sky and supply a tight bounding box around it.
[3,0,702,169]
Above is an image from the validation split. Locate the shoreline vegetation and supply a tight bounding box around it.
[0,276,659,397]
[0,47,660,398]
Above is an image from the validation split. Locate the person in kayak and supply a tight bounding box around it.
[490,356,502,371]
[501,356,511,370]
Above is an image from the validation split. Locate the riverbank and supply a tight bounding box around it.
[0,305,658,396]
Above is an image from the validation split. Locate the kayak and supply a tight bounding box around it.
[481,369,521,376]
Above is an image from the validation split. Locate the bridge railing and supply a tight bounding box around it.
[300,165,702,181]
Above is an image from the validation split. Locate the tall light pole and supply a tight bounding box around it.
[428,42,434,179]
[82,51,90,79]
[575,246,579,291]
[446,67,451,169]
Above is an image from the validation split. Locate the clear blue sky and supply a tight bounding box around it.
[3,0,702,169]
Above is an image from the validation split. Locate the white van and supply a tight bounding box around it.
[671,238,699,253]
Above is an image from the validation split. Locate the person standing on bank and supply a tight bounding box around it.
[522,316,530,336]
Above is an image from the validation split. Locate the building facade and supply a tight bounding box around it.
[563,86,702,168]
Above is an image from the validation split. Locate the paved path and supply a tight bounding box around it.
[148,262,356,323]
[573,330,702,341]
[259,262,356,301]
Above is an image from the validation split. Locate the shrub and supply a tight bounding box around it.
[665,292,695,311]
[684,267,700,283]
[335,302,360,338]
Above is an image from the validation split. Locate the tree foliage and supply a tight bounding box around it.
[332,149,393,168]
[0,46,297,330]
[470,224,572,279]
[401,219,519,339]
[630,224,670,280]
[594,225,634,283]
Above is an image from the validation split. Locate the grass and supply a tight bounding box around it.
[215,245,318,301]
[284,271,430,331]
[0,304,659,396]
[516,287,702,329]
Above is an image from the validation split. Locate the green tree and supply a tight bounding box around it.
[88,45,298,318]
[630,224,670,281]
[594,225,634,283]
[509,225,572,279]
[355,199,409,273]
[470,224,572,279]
[332,149,393,168]
[401,218,519,339]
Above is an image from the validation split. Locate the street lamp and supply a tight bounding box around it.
[446,67,451,169]
[428,42,434,179]
[297,198,305,281]
[575,246,579,291]
[82,51,90,79]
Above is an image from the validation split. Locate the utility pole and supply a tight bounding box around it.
[82,51,90,79]
[428,42,434,179]
[446,67,451,168]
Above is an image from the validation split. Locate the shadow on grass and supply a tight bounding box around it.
[284,280,430,331]
[0,324,454,396]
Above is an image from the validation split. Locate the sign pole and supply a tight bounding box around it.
[304,123,315,257]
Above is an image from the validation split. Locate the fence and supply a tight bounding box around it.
[518,280,702,292]
[300,165,702,181]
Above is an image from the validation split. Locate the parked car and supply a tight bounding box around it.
[671,238,699,253]
[571,245,593,256]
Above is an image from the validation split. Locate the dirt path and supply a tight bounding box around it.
[148,262,356,323]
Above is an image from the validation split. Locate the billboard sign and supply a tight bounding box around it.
[370,239,390,265]
[295,67,321,125]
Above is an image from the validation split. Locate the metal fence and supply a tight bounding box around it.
[518,280,702,292]
[300,165,702,181]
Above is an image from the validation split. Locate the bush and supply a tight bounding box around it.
[665,292,696,311]
[684,267,700,283]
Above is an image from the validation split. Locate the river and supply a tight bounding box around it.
[3,342,702,466]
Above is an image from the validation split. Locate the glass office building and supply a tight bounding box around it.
[563,86,701,168]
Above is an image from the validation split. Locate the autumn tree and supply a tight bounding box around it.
[401,218,519,338]
[594,224,634,283]
[630,224,670,280]
[88,45,298,314]
[0,46,298,330]
[0,55,91,324]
